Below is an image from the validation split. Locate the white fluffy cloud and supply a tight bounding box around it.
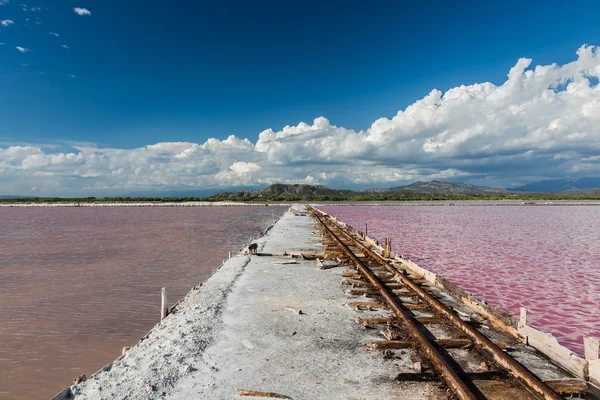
[73,7,91,16]
[2,45,600,195]
[1,19,14,26]
[15,46,29,53]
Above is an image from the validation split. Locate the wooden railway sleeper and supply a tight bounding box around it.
[312,211,480,400]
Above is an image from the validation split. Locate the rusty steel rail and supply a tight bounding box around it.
[308,206,563,400]
[311,210,478,400]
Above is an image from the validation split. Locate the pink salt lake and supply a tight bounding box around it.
[321,205,600,356]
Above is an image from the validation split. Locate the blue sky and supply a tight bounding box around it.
[1,0,600,195]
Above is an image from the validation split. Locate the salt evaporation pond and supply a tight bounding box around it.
[0,206,285,400]
[321,205,600,356]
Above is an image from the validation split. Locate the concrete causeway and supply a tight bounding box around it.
[56,205,596,400]
[62,205,442,400]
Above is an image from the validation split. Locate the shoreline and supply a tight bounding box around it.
[3,200,600,207]
[0,201,283,207]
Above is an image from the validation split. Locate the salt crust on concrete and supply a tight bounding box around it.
[70,206,444,400]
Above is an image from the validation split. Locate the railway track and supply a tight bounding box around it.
[307,206,591,400]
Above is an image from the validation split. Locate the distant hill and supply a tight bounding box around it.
[214,183,353,200]
[512,177,600,192]
[211,181,512,201]
[391,180,507,194]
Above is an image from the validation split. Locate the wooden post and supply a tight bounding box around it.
[518,307,527,329]
[161,287,168,321]
[584,337,599,360]
[586,337,600,386]
[382,238,393,258]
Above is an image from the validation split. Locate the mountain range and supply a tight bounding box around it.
[390,180,506,194]
[511,177,600,192]
[4,177,600,201]
[211,178,600,200]
[209,180,510,200]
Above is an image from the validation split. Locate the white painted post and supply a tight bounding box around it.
[584,337,599,360]
[161,287,168,321]
[518,307,527,329]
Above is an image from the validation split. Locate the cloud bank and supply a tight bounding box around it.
[2,45,600,195]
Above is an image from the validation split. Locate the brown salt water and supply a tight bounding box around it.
[0,206,285,400]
